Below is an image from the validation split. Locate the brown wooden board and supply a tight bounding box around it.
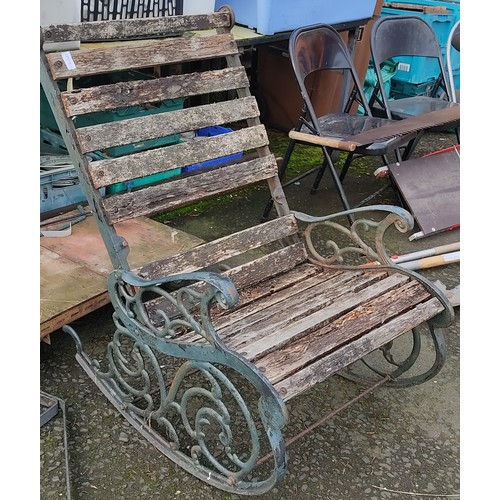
[387,148,460,236]
[40,213,203,338]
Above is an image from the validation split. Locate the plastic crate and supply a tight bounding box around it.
[40,160,86,214]
[214,0,378,35]
[381,1,460,87]
[106,168,181,194]
[81,0,181,21]
[182,126,243,173]
[390,78,439,99]
[80,0,216,19]
[40,130,106,214]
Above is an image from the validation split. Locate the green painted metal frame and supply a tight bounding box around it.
[61,205,453,495]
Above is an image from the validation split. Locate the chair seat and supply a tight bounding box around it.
[387,97,459,121]
[301,113,415,154]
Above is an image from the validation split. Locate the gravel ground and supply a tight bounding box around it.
[36,131,468,499]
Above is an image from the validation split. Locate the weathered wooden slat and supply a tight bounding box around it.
[46,33,238,79]
[221,272,373,342]
[177,265,338,344]
[62,67,249,117]
[144,244,310,328]
[103,155,278,223]
[224,272,402,357]
[220,261,326,317]
[138,214,299,280]
[88,124,267,188]
[273,298,444,401]
[258,280,432,384]
[41,12,232,44]
[80,96,260,156]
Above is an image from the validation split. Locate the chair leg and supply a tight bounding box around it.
[402,131,424,160]
[261,138,297,221]
[310,157,329,194]
[339,151,355,182]
[311,149,345,194]
[321,145,355,224]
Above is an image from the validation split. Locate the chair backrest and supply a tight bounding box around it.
[446,20,460,103]
[40,9,294,274]
[370,15,453,115]
[289,23,373,129]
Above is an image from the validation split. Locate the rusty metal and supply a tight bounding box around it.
[257,375,391,466]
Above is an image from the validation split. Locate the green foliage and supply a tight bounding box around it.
[266,127,325,179]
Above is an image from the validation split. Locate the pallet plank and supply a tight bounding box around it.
[103,155,278,222]
[46,33,238,79]
[88,124,267,188]
[62,67,249,117]
[41,12,232,44]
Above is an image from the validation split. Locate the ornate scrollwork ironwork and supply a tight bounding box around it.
[64,269,288,494]
[292,205,414,267]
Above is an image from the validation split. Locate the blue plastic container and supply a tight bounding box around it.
[381,0,460,87]
[214,0,378,35]
[182,126,243,173]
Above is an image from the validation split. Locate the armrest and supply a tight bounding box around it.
[107,269,239,347]
[291,204,414,267]
[121,269,239,308]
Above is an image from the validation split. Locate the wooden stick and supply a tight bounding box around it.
[399,251,460,271]
[363,242,460,266]
[393,242,460,264]
[288,130,357,152]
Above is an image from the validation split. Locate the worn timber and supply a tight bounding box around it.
[40,8,454,495]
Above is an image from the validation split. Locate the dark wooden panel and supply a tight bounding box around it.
[388,148,460,236]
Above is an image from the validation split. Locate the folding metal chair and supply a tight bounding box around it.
[369,15,459,130]
[261,24,417,223]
